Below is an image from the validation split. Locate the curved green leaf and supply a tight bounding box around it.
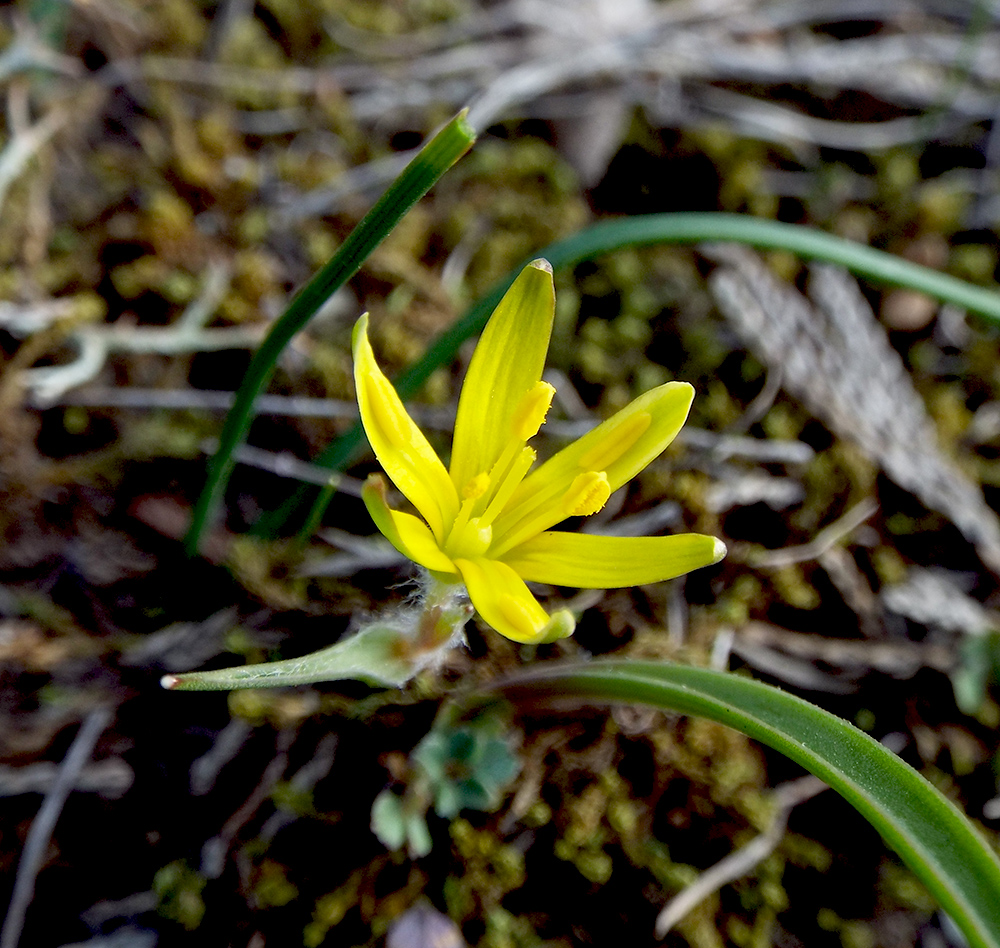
[491,659,1000,948]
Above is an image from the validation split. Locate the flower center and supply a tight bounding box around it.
[443,504,493,559]
[443,382,554,559]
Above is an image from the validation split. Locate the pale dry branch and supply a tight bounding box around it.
[654,774,829,938]
[752,497,879,568]
[0,103,69,219]
[1,707,113,948]
[707,246,1000,574]
[22,263,259,406]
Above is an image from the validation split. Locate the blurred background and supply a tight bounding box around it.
[2,1,1000,946]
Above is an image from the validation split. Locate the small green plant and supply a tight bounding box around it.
[952,631,1000,715]
[171,112,1000,948]
[372,711,520,858]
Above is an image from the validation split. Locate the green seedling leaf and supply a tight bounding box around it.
[161,622,416,691]
[412,723,520,820]
[955,631,1000,714]
[371,790,408,851]
[371,789,433,859]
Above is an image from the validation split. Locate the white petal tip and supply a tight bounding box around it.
[160,675,180,690]
[529,258,553,274]
[711,538,728,564]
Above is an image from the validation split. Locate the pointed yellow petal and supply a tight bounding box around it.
[453,557,567,644]
[491,382,695,552]
[449,260,556,491]
[362,475,458,574]
[502,531,726,587]
[353,314,459,539]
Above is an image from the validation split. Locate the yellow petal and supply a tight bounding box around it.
[453,557,566,644]
[449,260,556,491]
[491,382,694,551]
[502,531,726,587]
[353,314,459,539]
[362,475,458,574]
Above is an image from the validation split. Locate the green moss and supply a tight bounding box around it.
[444,139,588,294]
[305,875,362,946]
[879,863,935,913]
[252,859,300,909]
[951,244,999,284]
[153,859,206,931]
[717,574,764,626]
[771,565,821,611]
[445,819,526,923]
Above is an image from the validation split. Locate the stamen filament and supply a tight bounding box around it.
[446,496,478,550]
[490,478,569,553]
[480,447,535,527]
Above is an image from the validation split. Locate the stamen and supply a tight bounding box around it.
[489,470,611,558]
[480,447,535,526]
[447,496,476,546]
[577,412,652,472]
[563,471,611,517]
[511,381,555,441]
[472,439,518,516]
[463,473,489,500]
[469,382,552,519]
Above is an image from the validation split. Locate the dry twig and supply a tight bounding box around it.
[1,707,113,948]
[654,774,829,938]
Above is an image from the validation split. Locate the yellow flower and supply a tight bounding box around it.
[353,259,726,645]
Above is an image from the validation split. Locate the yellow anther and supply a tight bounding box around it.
[578,412,652,471]
[563,471,611,517]
[463,472,490,500]
[363,373,412,451]
[511,381,556,441]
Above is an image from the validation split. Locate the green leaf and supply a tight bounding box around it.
[491,659,1000,948]
[411,722,521,819]
[371,790,408,851]
[371,789,433,858]
[952,632,1000,714]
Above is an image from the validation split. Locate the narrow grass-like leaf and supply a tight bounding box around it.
[185,111,476,554]
[284,212,1000,534]
[490,659,1000,948]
